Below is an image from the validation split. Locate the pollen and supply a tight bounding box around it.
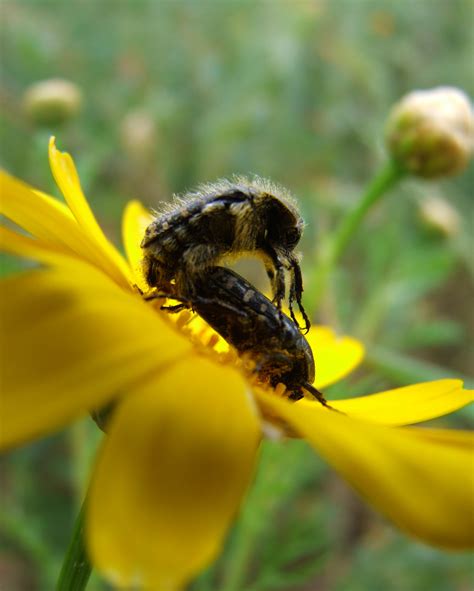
[221,348,238,365]
[274,382,287,397]
[176,310,193,329]
[206,333,220,349]
[243,357,257,372]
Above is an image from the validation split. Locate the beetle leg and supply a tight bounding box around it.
[160,303,189,313]
[289,257,311,334]
[143,290,172,301]
[143,287,192,313]
[264,264,276,297]
[264,246,286,310]
[288,280,299,327]
[273,265,286,310]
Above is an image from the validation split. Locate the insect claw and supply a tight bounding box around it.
[299,304,311,334]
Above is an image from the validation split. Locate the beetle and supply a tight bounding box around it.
[153,266,328,406]
[141,177,310,332]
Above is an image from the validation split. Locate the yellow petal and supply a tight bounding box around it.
[307,326,365,389]
[0,171,90,254]
[331,380,473,425]
[0,170,131,289]
[48,137,107,241]
[0,226,81,267]
[122,200,153,290]
[88,357,260,591]
[257,391,474,549]
[0,262,191,449]
[48,137,133,287]
[407,426,474,448]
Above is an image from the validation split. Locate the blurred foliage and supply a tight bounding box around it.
[0,0,473,590]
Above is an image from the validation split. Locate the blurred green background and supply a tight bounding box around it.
[1,1,473,590]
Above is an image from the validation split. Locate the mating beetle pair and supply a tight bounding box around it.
[141,178,327,406]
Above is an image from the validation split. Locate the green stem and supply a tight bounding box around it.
[56,500,92,591]
[309,159,404,312]
[220,526,257,591]
[328,159,404,264]
[220,449,270,591]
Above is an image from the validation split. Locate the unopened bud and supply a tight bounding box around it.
[120,110,157,158]
[386,87,473,178]
[418,194,461,238]
[23,78,82,126]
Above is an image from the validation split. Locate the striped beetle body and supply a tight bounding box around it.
[166,266,327,405]
[141,178,310,332]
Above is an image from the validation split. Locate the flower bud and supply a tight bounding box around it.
[120,110,157,158]
[386,87,473,178]
[22,78,82,126]
[418,194,461,238]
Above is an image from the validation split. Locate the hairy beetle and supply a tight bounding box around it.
[141,177,310,332]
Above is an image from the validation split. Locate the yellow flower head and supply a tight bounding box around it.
[0,139,473,590]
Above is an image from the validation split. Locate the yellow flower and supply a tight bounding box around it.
[0,138,473,590]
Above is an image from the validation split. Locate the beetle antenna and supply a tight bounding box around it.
[303,383,339,412]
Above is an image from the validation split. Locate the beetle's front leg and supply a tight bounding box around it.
[263,246,286,311]
[289,256,311,334]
